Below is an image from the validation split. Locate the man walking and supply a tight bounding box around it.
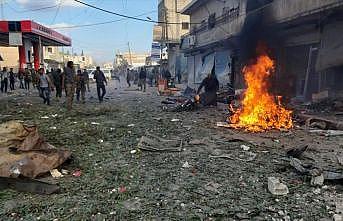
[93,66,107,102]
[82,69,90,92]
[1,67,8,93]
[38,68,54,105]
[76,69,87,103]
[126,68,131,87]
[9,68,15,91]
[138,67,147,92]
[62,61,76,110]
[18,70,24,89]
[24,68,31,90]
[52,68,63,99]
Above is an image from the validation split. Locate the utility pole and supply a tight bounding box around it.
[127,42,133,66]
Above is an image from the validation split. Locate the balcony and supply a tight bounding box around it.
[181,7,243,52]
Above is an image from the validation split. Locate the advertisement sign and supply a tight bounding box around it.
[9,32,22,46]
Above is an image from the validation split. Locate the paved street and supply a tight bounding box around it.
[0,81,341,220]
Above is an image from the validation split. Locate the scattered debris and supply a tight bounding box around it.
[336,200,343,214]
[119,186,127,193]
[310,174,324,186]
[130,150,137,154]
[309,129,343,137]
[286,145,308,158]
[209,154,235,160]
[268,177,289,196]
[299,114,343,130]
[0,121,71,178]
[241,144,251,151]
[72,170,82,177]
[333,214,343,221]
[138,133,182,152]
[182,161,190,168]
[0,177,59,194]
[189,138,207,145]
[50,169,63,178]
[204,182,221,193]
[122,198,142,211]
[61,169,69,175]
[216,122,231,128]
[338,155,343,166]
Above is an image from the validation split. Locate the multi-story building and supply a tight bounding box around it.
[181,0,343,101]
[154,0,191,80]
[0,47,19,70]
[115,52,150,68]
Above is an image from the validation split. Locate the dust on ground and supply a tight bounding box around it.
[0,81,342,221]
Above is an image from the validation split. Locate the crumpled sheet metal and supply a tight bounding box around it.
[0,121,71,178]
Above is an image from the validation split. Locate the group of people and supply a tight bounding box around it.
[37,62,108,109]
[0,67,35,93]
[1,61,109,110]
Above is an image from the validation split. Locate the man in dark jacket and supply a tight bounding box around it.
[93,66,107,102]
[62,61,76,110]
[9,68,15,90]
[52,69,63,99]
[196,67,219,106]
[138,67,147,92]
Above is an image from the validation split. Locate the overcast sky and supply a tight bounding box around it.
[4,0,158,64]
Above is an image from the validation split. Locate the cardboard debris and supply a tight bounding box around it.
[138,133,182,152]
[0,121,71,178]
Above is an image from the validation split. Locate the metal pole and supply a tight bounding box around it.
[128,42,133,66]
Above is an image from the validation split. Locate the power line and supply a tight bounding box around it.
[73,0,200,25]
[51,0,63,24]
[52,10,156,29]
[6,3,59,13]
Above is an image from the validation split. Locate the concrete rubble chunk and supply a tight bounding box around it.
[311,174,325,186]
[336,200,343,214]
[333,214,343,221]
[268,177,289,196]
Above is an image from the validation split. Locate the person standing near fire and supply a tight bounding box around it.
[93,66,107,102]
[62,61,76,110]
[196,67,219,106]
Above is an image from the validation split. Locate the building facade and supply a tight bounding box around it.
[115,52,150,68]
[154,0,191,80]
[0,47,19,70]
[181,0,343,101]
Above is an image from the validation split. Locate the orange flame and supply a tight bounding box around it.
[229,53,293,132]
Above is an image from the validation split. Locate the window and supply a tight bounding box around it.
[181,22,189,30]
[82,57,85,62]
[8,21,21,32]
[47,47,53,53]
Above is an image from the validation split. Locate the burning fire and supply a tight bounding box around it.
[229,53,293,132]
